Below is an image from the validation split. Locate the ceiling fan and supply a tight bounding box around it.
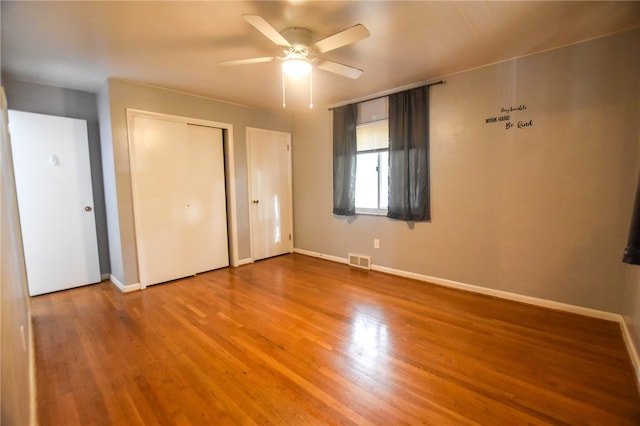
[221,15,370,81]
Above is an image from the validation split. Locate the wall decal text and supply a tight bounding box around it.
[485,104,533,130]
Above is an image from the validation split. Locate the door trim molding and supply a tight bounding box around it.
[126,109,239,276]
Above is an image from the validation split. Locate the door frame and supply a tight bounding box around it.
[246,127,294,262]
[126,109,240,274]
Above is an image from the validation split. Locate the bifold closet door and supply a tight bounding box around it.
[130,116,229,287]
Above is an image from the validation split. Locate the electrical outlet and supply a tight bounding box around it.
[374,239,380,249]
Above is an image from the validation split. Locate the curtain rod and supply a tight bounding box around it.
[328,80,444,111]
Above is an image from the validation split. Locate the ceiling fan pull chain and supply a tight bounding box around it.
[309,67,313,109]
[282,68,286,109]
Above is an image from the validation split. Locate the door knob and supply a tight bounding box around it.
[84,206,92,212]
[252,200,259,204]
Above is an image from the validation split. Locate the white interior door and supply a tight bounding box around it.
[8,110,100,296]
[130,115,228,287]
[247,128,293,261]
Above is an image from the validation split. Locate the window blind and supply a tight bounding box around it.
[356,120,389,152]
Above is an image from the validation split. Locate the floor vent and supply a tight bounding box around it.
[348,253,371,270]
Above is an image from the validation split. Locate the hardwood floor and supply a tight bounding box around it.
[32,253,640,425]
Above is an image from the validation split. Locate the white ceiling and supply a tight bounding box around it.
[2,1,639,113]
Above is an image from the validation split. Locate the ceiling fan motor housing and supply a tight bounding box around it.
[281,27,315,57]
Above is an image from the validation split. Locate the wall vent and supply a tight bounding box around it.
[348,253,371,270]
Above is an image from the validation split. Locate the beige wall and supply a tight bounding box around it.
[0,87,36,425]
[292,28,640,314]
[99,79,293,285]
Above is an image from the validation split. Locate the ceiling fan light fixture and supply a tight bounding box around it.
[229,15,370,108]
[282,59,312,79]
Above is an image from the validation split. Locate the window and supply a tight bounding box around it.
[333,86,430,220]
[355,119,388,214]
[355,97,389,215]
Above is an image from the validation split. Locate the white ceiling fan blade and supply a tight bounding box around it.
[316,60,364,79]
[219,57,277,66]
[313,24,370,54]
[242,14,291,48]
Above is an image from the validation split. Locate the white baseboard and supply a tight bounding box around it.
[293,248,349,265]
[620,320,640,394]
[233,257,253,267]
[295,248,619,320]
[100,273,110,281]
[109,258,252,292]
[293,247,640,390]
[109,274,141,293]
[372,263,621,322]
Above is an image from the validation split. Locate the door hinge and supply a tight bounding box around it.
[289,234,292,241]
[287,144,290,151]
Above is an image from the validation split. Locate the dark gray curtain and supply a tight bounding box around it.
[387,86,430,221]
[623,173,640,264]
[332,103,357,216]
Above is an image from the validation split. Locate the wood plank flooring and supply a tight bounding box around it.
[31,253,640,425]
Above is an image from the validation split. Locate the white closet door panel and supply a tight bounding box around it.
[131,116,193,285]
[186,125,228,273]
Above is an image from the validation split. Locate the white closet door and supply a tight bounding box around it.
[130,115,228,287]
[186,124,229,274]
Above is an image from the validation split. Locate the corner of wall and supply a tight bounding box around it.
[620,316,640,395]
[97,80,125,284]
